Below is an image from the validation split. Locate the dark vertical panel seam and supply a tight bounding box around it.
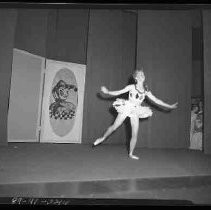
[54,9,59,60]
[85,9,90,65]
[6,10,18,144]
[200,9,205,152]
[134,9,138,70]
[7,10,18,118]
[43,10,49,58]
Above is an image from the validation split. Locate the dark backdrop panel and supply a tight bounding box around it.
[202,10,211,154]
[136,10,192,148]
[0,9,17,145]
[46,9,89,64]
[192,60,203,97]
[82,10,137,144]
[14,9,48,57]
[192,27,203,97]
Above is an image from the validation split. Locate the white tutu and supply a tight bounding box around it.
[113,98,153,118]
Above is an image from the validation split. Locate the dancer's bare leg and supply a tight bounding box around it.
[129,115,139,160]
[93,113,127,146]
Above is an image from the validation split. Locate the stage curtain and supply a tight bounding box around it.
[82,10,137,144]
[136,10,192,148]
[202,10,211,154]
[46,9,89,64]
[14,9,89,63]
[14,9,49,57]
[192,27,203,97]
[0,9,17,145]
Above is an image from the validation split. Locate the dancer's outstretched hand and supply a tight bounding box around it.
[101,86,109,94]
[169,102,178,109]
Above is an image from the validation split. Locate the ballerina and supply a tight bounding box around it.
[93,69,178,160]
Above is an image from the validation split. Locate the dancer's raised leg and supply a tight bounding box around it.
[129,115,140,160]
[93,113,127,146]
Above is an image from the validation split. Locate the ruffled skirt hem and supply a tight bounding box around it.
[112,98,153,118]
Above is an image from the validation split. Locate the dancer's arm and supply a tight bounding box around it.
[101,85,133,96]
[146,91,178,109]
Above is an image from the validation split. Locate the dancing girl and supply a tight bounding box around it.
[93,69,178,160]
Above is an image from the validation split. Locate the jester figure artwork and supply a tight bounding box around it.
[93,69,178,160]
[49,80,78,120]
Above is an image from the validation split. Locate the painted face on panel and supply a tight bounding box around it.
[49,68,78,137]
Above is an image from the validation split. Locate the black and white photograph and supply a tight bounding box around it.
[0,0,211,206]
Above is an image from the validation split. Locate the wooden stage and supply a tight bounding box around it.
[0,143,211,205]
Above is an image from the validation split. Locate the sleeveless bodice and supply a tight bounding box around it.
[128,85,146,105]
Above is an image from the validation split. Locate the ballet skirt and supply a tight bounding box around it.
[112,85,153,118]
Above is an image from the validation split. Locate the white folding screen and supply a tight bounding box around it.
[8,49,45,142]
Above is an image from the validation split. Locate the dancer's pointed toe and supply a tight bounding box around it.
[92,143,98,148]
[129,154,139,160]
[92,138,104,148]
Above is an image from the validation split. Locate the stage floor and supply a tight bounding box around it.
[0,143,211,184]
[0,143,211,204]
